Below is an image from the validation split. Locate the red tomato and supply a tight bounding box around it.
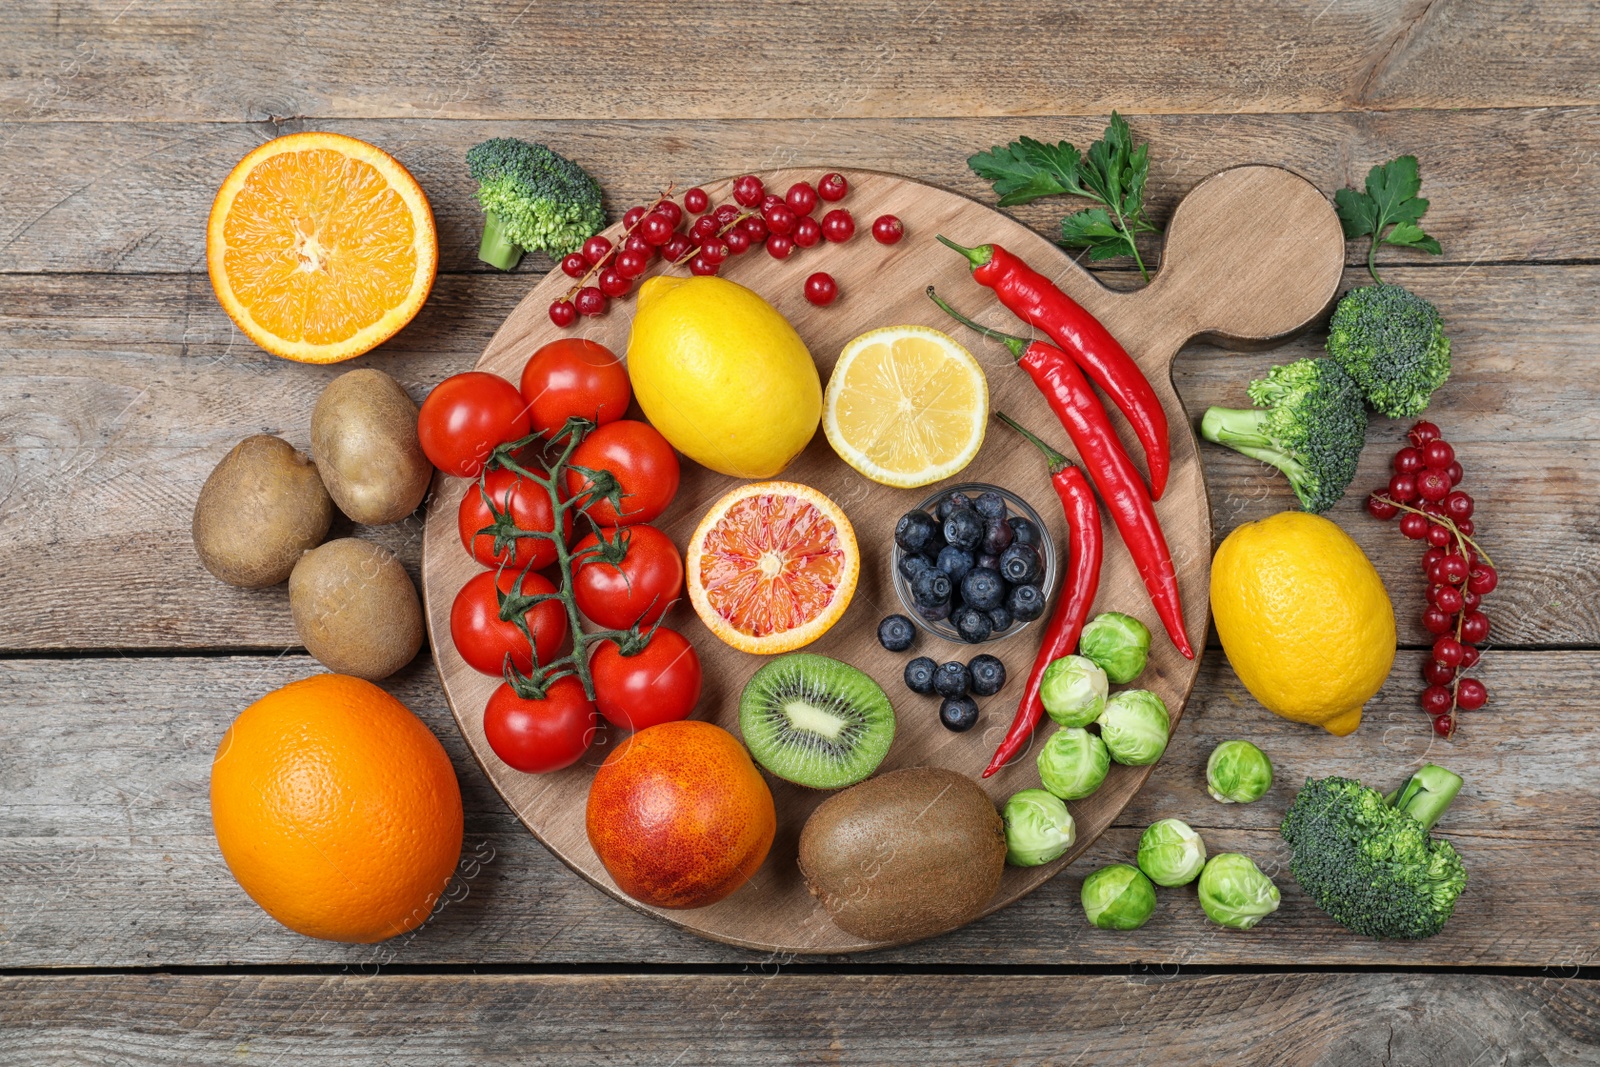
[457,468,571,571]
[590,628,703,731]
[418,371,531,478]
[449,568,568,676]
[519,338,632,437]
[572,524,683,629]
[483,676,597,773]
[564,420,680,526]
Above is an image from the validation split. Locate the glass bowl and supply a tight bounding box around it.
[890,481,1059,645]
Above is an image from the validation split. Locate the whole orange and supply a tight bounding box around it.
[210,674,463,943]
[586,719,776,909]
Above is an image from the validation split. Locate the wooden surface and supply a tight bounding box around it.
[4,1,1600,1062]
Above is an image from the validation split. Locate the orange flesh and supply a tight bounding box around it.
[697,493,846,638]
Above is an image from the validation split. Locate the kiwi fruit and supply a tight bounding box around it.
[798,767,1006,943]
[738,653,895,789]
[192,434,333,587]
[289,538,424,680]
[311,368,432,526]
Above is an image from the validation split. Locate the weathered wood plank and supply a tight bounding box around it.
[3,108,1599,275]
[1,972,1596,1066]
[0,650,1590,967]
[0,266,1590,650]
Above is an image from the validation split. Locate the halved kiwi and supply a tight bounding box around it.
[739,653,896,789]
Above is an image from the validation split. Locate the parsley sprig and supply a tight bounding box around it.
[968,113,1161,281]
[1334,155,1442,284]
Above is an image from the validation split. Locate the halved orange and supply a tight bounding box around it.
[686,481,859,655]
[207,132,438,364]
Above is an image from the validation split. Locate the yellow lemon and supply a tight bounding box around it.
[1211,512,1395,736]
[625,276,821,479]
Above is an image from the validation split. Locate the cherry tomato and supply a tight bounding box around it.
[519,339,632,438]
[457,468,571,571]
[449,569,568,676]
[565,420,680,526]
[572,525,684,629]
[590,628,703,731]
[483,676,597,773]
[418,372,531,478]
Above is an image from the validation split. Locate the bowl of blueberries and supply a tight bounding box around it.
[887,483,1056,646]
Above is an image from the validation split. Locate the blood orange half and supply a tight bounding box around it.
[685,481,859,655]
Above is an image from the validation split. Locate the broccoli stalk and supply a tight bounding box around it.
[1385,762,1463,831]
[465,138,605,271]
[1199,358,1367,514]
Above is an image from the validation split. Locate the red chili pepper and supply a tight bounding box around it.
[983,415,1102,778]
[938,236,1170,500]
[929,288,1193,661]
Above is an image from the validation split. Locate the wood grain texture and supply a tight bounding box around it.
[0,265,1591,652]
[1,650,1591,967]
[4,0,1596,123]
[3,972,1597,1066]
[6,108,1600,275]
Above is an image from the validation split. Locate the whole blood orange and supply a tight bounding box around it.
[210,674,463,942]
[586,719,775,909]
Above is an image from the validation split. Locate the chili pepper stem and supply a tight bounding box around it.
[935,234,994,269]
[925,286,1028,362]
[994,411,1071,473]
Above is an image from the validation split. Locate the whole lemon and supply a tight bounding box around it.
[1211,512,1395,736]
[626,276,821,478]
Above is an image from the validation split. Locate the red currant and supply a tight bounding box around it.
[1443,491,1473,520]
[741,216,769,242]
[615,249,649,279]
[1417,468,1450,502]
[622,205,648,230]
[1432,585,1465,614]
[561,252,589,278]
[662,234,693,262]
[1439,553,1469,585]
[1422,606,1454,634]
[1420,686,1452,715]
[1455,677,1487,711]
[804,271,839,306]
[1431,713,1455,737]
[574,286,607,316]
[1422,547,1447,571]
[793,215,823,248]
[1366,492,1399,520]
[640,212,674,246]
[761,194,784,214]
[1433,636,1465,667]
[724,228,751,255]
[1458,643,1480,668]
[713,203,742,226]
[786,182,818,217]
[1446,461,1464,486]
[817,172,848,201]
[689,216,718,243]
[688,254,719,277]
[700,239,729,265]
[624,233,653,257]
[655,200,683,228]
[1421,501,1447,520]
[822,208,856,242]
[598,267,630,297]
[1460,610,1490,644]
[1426,524,1453,548]
[582,235,613,265]
[1389,473,1418,502]
[1457,517,1475,536]
[872,214,905,244]
[766,233,794,259]
[1462,588,1481,611]
[1400,512,1429,540]
[1393,446,1423,474]
[548,299,577,327]
[1467,565,1497,595]
[1423,660,1456,687]
[684,187,710,214]
[1408,421,1441,447]
[763,203,797,235]
[1422,439,1455,469]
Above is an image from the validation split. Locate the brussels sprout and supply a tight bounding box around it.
[1003,788,1077,867]
[1206,740,1274,804]
[1040,655,1108,727]
[1037,727,1110,800]
[1198,853,1280,930]
[1081,863,1158,930]
[1097,689,1170,766]
[1137,818,1207,887]
[1078,612,1151,683]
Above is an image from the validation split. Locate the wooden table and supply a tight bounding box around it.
[3,3,1598,1062]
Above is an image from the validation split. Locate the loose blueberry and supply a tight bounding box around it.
[903,656,938,695]
[894,510,939,553]
[942,507,984,551]
[998,542,1042,585]
[877,614,915,653]
[960,567,1005,612]
[981,517,1015,556]
[987,605,1013,633]
[952,605,994,643]
[975,552,1000,572]
[1007,582,1046,621]
[933,660,971,697]
[898,553,933,581]
[940,694,981,732]
[974,491,1007,522]
[968,654,1007,696]
[936,545,975,583]
[915,599,952,622]
[910,568,952,607]
[1008,516,1042,546]
[935,492,973,521]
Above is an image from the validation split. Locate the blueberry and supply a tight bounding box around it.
[916,599,952,622]
[910,568,951,608]
[904,656,938,695]
[960,567,1005,612]
[1008,516,1042,546]
[975,553,1000,572]
[987,605,1014,633]
[877,614,915,653]
[894,510,938,553]
[981,516,1014,556]
[933,660,971,697]
[974,491,1007,522]
[999,542,1042,585]
[942,507,984,551]
[898,553,933,581]
[968,654,1007,696]
[940,694,981,732]
[1008,582,1046,621]
[936,492,973,521]
[952,605,994,644]
[936,545,975,583]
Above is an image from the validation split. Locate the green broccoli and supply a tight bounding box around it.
[1199,357,1367,514]
[466,138,605,270]
[1280,764,1467,940]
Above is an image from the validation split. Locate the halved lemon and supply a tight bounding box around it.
[822,325,989,487]
[686,482,859,655]
[207,132,438,364]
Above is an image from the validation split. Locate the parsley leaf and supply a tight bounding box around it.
[1334,155,1442,283]
[968,112,1160,282]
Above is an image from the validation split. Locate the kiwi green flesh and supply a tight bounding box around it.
[739,653,895,790]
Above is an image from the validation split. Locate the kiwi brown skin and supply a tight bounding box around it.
[311,368,432,526]
[192,434,333,587]
[798,767,1006,943]
[289,538,423,680]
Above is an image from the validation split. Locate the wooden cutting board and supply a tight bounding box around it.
[418,165,1344,954]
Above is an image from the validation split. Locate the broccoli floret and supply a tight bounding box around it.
[1280,765,1467,940]
[1326,284,1451,418]
[466,138,605,270]
[1199,357,1367,514]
